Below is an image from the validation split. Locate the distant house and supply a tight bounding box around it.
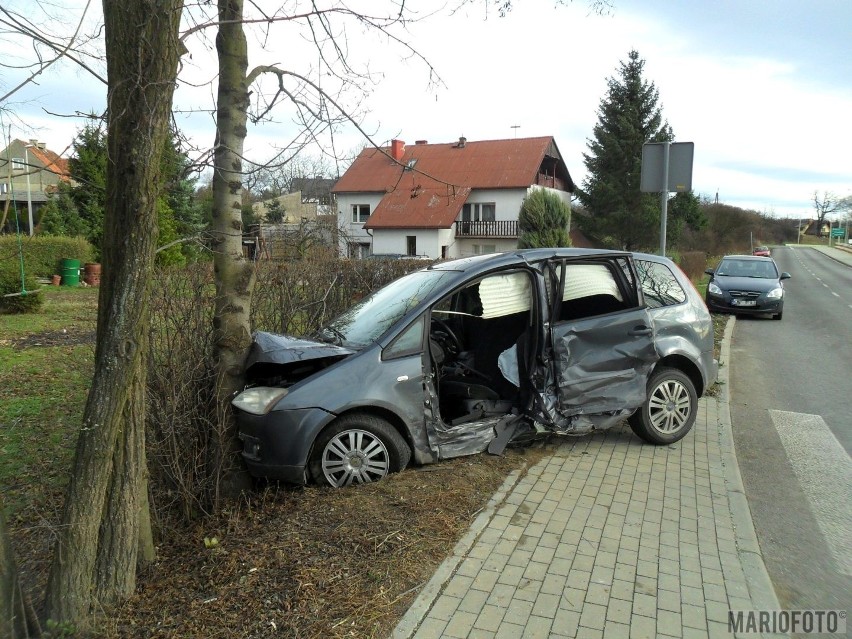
[331,136,575,259]
[0,139,71,234]
[247,188,338,260]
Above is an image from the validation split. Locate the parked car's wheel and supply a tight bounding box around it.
[309,414,411,488]
[628,367,698,445]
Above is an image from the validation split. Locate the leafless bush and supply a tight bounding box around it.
[252,254,425,335]
[146,255,428,524]
[676,251,707,281]
[147,264,218,524]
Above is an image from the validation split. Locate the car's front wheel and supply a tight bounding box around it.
[309,414,411,488]
[628,367,698,445]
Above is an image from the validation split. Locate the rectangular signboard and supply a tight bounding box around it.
[640,142,694,193]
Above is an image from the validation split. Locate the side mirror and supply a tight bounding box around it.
[780,272,791,280]
[704,268,715,276]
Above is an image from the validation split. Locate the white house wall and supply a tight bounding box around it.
[335,192,384,256]
[372,229,446,258]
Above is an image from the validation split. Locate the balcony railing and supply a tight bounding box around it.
[455,220,518,238]
[535,173,568,191]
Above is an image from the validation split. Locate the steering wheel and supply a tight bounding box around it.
[430,317,463,356]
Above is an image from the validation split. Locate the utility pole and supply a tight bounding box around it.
[24,144,34,236]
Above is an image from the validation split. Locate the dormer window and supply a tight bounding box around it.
[406,159,417,170]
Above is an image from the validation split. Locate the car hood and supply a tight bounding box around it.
[714,275,779,292]
[245,331,355,369]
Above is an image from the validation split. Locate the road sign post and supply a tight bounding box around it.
[641,142,694,256]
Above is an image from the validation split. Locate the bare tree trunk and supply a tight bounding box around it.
[0,498,40,639]
[210,0,255,502]
[43,0,183,625]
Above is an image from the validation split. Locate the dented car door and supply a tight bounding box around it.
[540,256,659,432]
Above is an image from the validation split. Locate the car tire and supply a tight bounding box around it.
[773,312,783,320]
[309,413,411,488]
[628,367,698,445]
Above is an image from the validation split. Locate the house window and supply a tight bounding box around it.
[462,203,496,222]
[473,244,497,255]
[11,157,25,171]
[351,204,370,223]
[407,236,417,256]
[348,242,370,258]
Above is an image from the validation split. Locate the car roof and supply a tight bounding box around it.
[721,254,773,261]
[424,248,656,281]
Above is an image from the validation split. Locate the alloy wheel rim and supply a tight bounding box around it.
[322,429,390,487]
[647,379,691,434]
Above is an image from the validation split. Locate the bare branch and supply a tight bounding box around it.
[0,0,106,103]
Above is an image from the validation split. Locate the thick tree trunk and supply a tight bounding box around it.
[43,0,183,625]
[0,499,39,638]
[210,0,255,502]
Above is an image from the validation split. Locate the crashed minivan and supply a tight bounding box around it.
[233,249,717,487]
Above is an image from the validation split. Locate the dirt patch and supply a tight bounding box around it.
[3,328,97,349]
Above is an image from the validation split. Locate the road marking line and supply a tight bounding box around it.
[769,410,852,576]
[832,292,840,297]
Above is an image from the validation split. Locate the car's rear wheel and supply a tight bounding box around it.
[309,414,411,488]
[628,367,697,445]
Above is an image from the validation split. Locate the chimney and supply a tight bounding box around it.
[415,140,428,145]
[391,139,405,162]
[457,136,467,148]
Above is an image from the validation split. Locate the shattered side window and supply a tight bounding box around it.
[636,260,687,308]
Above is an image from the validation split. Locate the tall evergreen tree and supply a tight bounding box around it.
[580,50,672,251]
[68,123,201,262]
[69,123,108,253]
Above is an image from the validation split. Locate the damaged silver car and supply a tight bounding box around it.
[233,249,717,487]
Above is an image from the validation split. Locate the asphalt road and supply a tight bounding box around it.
[728,245,852,617]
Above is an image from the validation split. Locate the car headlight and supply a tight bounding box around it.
[766,287,783,299]
[708,282,722,295]
[232,386,289,415]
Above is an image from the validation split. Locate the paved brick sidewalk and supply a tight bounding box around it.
[393,319,781,639]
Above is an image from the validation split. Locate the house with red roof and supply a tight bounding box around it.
[331,136,575,259]
[1,139,71,234]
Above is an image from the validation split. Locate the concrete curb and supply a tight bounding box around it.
[717,316,783,614]
[391,465,527,638]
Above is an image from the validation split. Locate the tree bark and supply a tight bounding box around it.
[0,498,39,638]
[43,0,183,625]
[210,0,256,502]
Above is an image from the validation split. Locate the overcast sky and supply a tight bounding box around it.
[3,0,851,219]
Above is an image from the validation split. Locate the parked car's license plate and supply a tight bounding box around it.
[732,300,756,306]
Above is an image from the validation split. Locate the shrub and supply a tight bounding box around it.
[0,260,43,313]
[676,251,707,282]
[0,234,95,279]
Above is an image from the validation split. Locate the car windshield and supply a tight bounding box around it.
[316,270,453,348]
[716,259,777,279]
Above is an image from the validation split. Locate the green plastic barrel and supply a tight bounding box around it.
[60,258,81,287]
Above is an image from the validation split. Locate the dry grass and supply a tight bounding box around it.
[94,448,549,639]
